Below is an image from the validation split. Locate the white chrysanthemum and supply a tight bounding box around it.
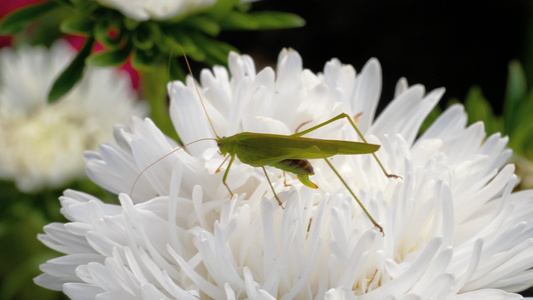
[36,49,533,299]
[0,41,147,192]
[93,0,217,21]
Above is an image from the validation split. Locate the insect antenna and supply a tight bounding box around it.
[171,45,221,140]
[130,137,216,197]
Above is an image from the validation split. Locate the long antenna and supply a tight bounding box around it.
[130,45,223,198]
[130,138,216,197]
[170,45,220,139]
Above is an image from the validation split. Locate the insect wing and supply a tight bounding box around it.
[234,132,380,161]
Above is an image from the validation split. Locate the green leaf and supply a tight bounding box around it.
[192,34,236,65]
[237,2,252,13]
[508,118,533,156]
[139,67,179,141]
[86,44,131,67]
[48,36,95,103]
[182,16,221,36]
[162,29,206,62]
[507,86,533,153]
[131,23,160,50]
[250,11,306,29]
[168,58,186,82]
[60,16,94,35]
[219,11,305,30]
[70,0,100,11]
[504,60,527,135]
[509,71,533,130]
[0,1,59,34]
[206,0,240,20]
[20,7,66,46]
[218,11,258,29]
[123,17,141,31]
[464,87,501,135]
[131,50,160,71]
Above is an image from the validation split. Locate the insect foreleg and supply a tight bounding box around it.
[283,171,290,187]
[292,113,400,179]
[312,145,384,235]
[222,154,236,197]
[215,155,231,173]
[221,156,284,207]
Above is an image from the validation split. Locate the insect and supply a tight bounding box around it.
[132,47,400,234]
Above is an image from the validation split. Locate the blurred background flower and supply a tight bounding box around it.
[0,39,146,300]
[0,0,305,138]
[0,40,147,192]
[94,0,219,21]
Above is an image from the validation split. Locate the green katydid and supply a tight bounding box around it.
[132,48,400,234]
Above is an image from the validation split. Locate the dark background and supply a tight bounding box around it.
[221,0,530,114]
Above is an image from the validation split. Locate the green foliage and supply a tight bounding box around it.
[219,11,306,30]
[0,0,305,103]
[462,61,533,159]
[0,2,60,35]
[504,61,528,138]
[60,17,94,35]
[48,36,94,103]
[0,0,304,139]
[86,43,132,66]
[463,87,503,135]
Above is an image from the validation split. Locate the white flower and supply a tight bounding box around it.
[0,41,147,192]
[36,49,533,299]
[94,0,217,21]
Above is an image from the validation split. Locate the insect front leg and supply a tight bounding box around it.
[293,113,401,180]
[222,154,236,197]
[283,171,290,187]
[215,155,231,173]
[222,156,284,207]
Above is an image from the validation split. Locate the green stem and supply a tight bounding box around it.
[140,66,180,142]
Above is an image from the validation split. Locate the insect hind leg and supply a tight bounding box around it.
[292,113,401,180]
[312,145,384,235]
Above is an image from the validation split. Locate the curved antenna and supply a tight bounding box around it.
[130,137,216,197]
[170,45,220,139]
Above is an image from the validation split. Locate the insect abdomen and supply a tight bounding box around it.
[273,159,314,176]
[271,159,318,189]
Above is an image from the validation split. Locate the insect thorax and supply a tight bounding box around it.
[217,136,235,156]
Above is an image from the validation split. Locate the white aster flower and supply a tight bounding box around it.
[94,0,217,21]
[0,40,147,193]
[36,49,533,299]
